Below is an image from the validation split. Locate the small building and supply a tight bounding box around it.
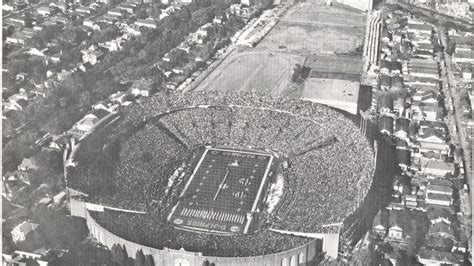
[68,109,112,139]
[135,19,157,29]
[426,184,453,196]
[426,193,452,207]
[37,6,53,16]
[11,221,40,244]
[407,22,433,36]
[108,91,129,104]
[18,158,38,172]
[372,209,388,237]
[417,247,464,265]
[2,251,49,266]
[107,8,122,17]
[53,191,67,206]
[426,206,453,225]
[130,79,156,97]
[387,209,405,240]
[395,118,410,139]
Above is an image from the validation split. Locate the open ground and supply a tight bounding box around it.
[193,0,367,103]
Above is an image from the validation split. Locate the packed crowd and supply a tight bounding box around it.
[90,209,313,257]
[70,91,374,255]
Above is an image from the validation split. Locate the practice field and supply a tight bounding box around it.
[194,49,301,95]
[305,54,363,78]
[168,148,273,235]
[257,2,366,54]
[302,78,360,114]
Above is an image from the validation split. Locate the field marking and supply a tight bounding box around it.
[210,147,271,156]
[251,155,274,213]
[167,148,210,221]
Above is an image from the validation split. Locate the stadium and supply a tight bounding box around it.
[68,91,375,266]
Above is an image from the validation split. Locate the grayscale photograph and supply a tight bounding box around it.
[1,0,472,265]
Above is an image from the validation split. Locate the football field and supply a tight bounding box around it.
[168,148,273,235]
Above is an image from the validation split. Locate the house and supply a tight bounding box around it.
[417,157,455,177]
[407,22,433,36]
[53,191,67,206]
[11,221,40,244]
[172,67,185,75]
[130,79,156,97]
[177,42,192,53]
[390,75,404,90]
[6,30,34,45]
[135,19,157,29]
[413,141,450,159]
[76,6,92,14]
[108,91,128,104]
[426,192,452,206]
[241,0,255,6]
[18,158,38,172]
[213,14,226,24]
[417,126,446,144]
[107,8,122,17]
[412,90,439,106]
[372,209,388,237]
[82,46,104,65]
[50,53,62,64]
[83,19,101,30]
[453,49,474,64]
[427,206,453,225]
[417,247,464,265]
[118,3,136,14]
[460,64,472,82]
[387,209,405,240]
[79,62,93,72]
[405,194,418,208]
[2,251,49,266]
[395,118,410,139]
[426,184,453,196]
[37,6,53,16]
[69,109,112,139]
[91,101,109,111]
[426,220,458,249]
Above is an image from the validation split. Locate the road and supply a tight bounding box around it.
[3,3,44,20]
[394,1,474,31]
[437,25,472,211]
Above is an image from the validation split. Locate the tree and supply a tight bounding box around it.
[135,249,146,266]
[111,244,128,265]
[191,7,215,26]
[145,255,155,266]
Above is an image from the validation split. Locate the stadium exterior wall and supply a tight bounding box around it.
[71,200,322,266]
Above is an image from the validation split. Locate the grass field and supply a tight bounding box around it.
[303,78,360,114]
[194,49,302,95]
[169,148,273,235]
[257,2,366,54]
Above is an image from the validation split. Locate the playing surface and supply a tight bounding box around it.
[168,148,273,235]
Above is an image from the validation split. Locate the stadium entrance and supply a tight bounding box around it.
[167,147,274,235]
